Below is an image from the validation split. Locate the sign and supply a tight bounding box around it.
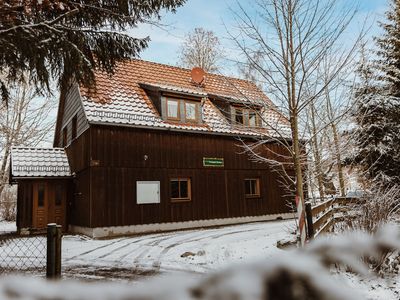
[203,157,224,167]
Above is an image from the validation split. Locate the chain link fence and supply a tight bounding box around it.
[0,233,46,275]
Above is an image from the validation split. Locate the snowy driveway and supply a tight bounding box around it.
[61,220,296,281]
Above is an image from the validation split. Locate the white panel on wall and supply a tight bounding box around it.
[136,181,160,204]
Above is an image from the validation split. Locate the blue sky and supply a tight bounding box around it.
[131,0,389,72]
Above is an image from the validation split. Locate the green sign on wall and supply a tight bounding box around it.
[203,157,224,167]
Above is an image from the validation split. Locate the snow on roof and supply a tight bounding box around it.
[79,59,292,139]
[10,147,71,178]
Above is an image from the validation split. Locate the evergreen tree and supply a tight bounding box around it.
[351,1,400,188]
[0,0,185,101]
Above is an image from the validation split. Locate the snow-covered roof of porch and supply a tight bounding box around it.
[10,147,71,179]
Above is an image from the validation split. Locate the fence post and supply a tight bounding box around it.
[55,225,62,277]
[305,202,314,239]
[47,223,62,279]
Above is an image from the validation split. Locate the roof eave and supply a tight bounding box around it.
[88,120,276,139]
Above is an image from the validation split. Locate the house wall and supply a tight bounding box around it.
[16,181,33,229]
[65,125,295,229]
[57,84,89,147]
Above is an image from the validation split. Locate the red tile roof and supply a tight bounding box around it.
[79,59,291,138]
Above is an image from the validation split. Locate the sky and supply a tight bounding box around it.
[40,0,390,146]
[130,0,390,74]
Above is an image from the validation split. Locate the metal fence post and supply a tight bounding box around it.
[47,223,62,279]
[305,202,314,239]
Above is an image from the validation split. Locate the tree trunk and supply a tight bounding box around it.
[331,122,346,196]
[310,102,325,200]
[325,90,346,197]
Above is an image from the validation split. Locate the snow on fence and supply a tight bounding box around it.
[0,233,46,274]
[306,197,362,238]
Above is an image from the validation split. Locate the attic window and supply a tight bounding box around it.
[185,101,198,122]
[235,108,244,125]
[233,107,261,127]
[167,99,180,120]
[165,97,200,123]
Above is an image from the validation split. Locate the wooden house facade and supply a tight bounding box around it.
[10,59,294,238]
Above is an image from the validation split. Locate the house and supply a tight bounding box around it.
[10,59,294,238]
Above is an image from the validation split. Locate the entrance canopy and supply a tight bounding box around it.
[10,147,71,181]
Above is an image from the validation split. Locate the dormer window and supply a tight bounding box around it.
[249,111,258,127]
[235,108,244,125]
[185,102,197,122]
[167,99,180,120]
[232,106,261,127]
[165,96,200,123]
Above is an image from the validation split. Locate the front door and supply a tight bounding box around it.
[32,181,67,230]
[32,182,47,229]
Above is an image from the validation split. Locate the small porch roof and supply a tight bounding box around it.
[10,147,71,180]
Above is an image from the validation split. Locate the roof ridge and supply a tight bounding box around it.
[129,58,257,86]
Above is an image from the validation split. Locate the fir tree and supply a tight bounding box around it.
[351,1,400,188]
[0,0,185,102]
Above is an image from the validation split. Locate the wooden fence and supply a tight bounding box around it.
[305,197,362,239]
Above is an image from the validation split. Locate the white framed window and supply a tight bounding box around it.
[167,99,180,120]
[185,102,197,122]
[136,181,160,204]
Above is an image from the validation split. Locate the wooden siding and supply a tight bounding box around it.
[88,167,292,228]
[65,129,91,173]
[89,126,292,170]
[69,169,91,227]
[57,84,89,147]
[16,181,33,229]
[77,125,295,228]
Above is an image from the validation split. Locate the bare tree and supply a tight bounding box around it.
[178,27,224,72]
[228,0,363,235]
[0,77,55,218]
[237,50,265,89]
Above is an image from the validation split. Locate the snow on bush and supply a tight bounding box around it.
[339,185,400,233]
[0,225,399,300]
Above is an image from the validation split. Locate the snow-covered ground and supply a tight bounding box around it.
[61,220,297,280]
[0,221,16,233]
[2,219,400,299]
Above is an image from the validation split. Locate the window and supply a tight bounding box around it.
[249,111,258,127]
[38,183,45,207]
[244,178,260,197]
[55,184,63,206]
[233,107,261,127]
[235,108,244,125]
[185,102,197,122]
[71,115,77,140]
[137,181,160,204]
[62,127,67,147]
[165,97,200,123]
[170,178,191,201]
[167,99,180,120]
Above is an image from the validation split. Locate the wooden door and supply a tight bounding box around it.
[32,181,67,230]
[48,182,67,229]
[32,182,48,229]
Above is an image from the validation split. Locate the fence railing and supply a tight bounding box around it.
[306,197,362,238]
[0,224,62,277]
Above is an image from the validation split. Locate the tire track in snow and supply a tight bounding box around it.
[66,232,176,261]
[151,227,264,271]
[65,238,128,261]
